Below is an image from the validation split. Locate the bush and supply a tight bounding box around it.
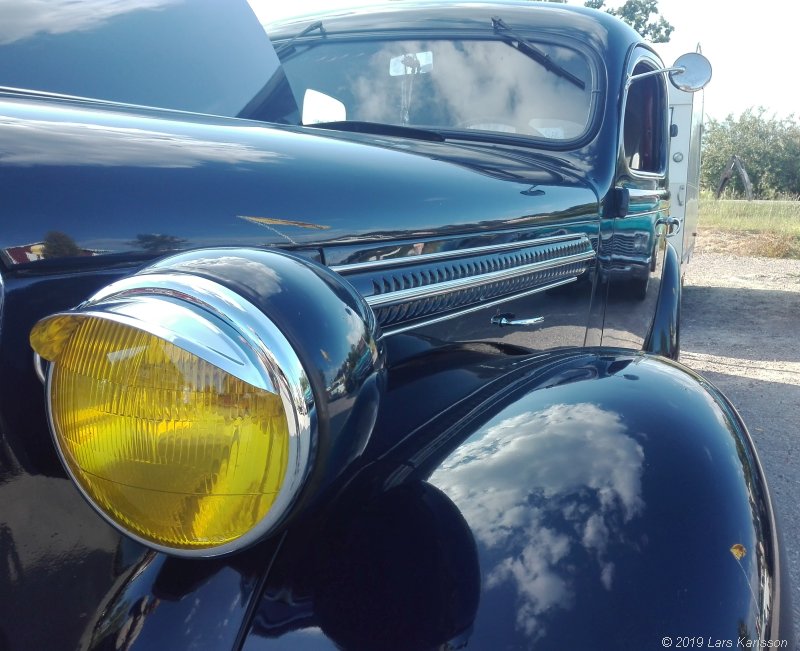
[701,108,800,200]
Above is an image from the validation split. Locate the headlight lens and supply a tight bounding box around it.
[48,316,289,551]
[30,271,315,557]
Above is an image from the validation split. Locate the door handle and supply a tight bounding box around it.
[656,216,681,236]
[491,313,545,327]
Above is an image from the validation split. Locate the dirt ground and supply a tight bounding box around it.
[681,246,800,637]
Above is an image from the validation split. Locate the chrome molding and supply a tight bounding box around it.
[342,233,597,335]
[381,277,576,337]
[366,250,594,309]
[331,233,582,274]
[491,314,546,327]
[33,353,47,385]
[619,208,665,219]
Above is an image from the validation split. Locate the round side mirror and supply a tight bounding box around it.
[669,52,712,92]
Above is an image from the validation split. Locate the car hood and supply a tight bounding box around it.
[0,96,598,270]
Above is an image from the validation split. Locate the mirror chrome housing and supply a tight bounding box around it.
[626,52,712,93]
[668,52,712,92]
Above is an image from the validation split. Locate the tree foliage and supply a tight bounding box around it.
[43,231,82,258]
[701,108,800,199]
[128,233,188,252]
[585,0,674,43]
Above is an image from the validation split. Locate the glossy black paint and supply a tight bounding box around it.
[0,96,598,267]
[644,241,681,359]
[0,0,284,120]
[241,350,792,649]
[80,541,282,651]
[0,268,147,650]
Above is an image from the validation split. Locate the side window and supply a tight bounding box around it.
[623,61,666,173]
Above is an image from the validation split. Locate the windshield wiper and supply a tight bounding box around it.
[307,120,445,142]
[491,17,586,90]
[274,21,325,58]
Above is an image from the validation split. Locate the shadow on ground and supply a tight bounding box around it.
[682,285,800,365]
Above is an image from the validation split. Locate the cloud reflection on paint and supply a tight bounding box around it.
[0,0,176,45]
[0,115,282,167]
[431,403,645,642]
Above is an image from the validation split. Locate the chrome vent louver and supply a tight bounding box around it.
[332,234,596,336]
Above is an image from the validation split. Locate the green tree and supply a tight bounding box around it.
[585,0,674,42]
[701,108,800,199]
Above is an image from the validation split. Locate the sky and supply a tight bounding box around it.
[249,0,799,122]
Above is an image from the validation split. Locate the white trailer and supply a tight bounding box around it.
[667,81,705,268]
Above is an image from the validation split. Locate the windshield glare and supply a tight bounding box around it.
[278,37,594,142]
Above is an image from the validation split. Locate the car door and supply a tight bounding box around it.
[601,49,672,350]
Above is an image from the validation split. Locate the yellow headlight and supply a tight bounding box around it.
[46,317,289,550]
[31,271,315,557]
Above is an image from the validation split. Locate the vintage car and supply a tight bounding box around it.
[0,1,793,649]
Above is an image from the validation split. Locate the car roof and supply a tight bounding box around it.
[265,0,641,51]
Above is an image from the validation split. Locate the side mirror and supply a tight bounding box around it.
[668,52,712,92]
[626,52,712,93]
[302,89,346,125]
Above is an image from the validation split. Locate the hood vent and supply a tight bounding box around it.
[332,234,595,336]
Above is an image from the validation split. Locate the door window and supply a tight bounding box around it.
[623,62,667,174]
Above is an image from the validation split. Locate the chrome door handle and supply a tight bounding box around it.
[656,216,681,235]
[491,313,545,327]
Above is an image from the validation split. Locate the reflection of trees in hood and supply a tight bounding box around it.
[43,230,81,258]
[128,233,187,252]
[432,402,645,642]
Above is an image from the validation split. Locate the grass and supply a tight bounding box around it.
[697,197,800,258]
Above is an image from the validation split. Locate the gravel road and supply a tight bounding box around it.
[681,250,800,639]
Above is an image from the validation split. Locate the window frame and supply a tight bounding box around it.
[618,49,670,180]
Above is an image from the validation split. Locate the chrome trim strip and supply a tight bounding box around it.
[620,208,666,219]
[381,276,577,337]
[38,273,315,559]
[491,315,545,327]
[627,188,670,199]
[330,233,586,274]
[33,353,47,385]
[366,250,595,309]
[611,254,654,265]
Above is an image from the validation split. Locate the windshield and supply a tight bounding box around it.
[272,36,595,143]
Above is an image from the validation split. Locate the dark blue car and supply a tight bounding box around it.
[0,1,792,649]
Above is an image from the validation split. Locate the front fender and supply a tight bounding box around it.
[240,350,792,650]
[426,352,792,649]
[644,241,681,359]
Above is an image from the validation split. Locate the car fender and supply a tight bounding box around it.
[241,349,792,649]
[419,351,792,649]
[644,241,681,359]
